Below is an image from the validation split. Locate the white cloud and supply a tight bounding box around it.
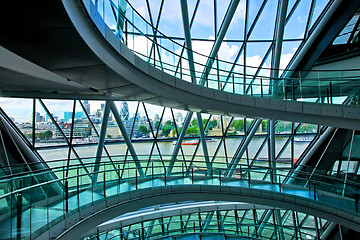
[0,98,33,122]
[127,35,153,58]
[136,6,147,19]
[279,47,298,75]
[218,42,239,62]
[233,0,246,23]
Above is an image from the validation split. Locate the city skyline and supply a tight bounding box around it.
[1,98,184,124]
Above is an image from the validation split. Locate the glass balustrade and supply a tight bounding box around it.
[82,0,360,105]
[0,155,359,239]
[84,212,317,240]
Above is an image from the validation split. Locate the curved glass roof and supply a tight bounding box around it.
[124,0,333,76]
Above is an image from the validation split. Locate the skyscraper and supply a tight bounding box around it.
[83,100,91,114]
[120,101,129,120]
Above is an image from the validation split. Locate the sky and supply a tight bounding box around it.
[0,98,188,123]
[1,0,332,122]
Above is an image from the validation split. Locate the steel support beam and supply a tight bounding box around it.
[167,111,193,176]
[115,0,126,37]
[342,129,355,196]
[274,209,285,240]
[168,0,213,177]
[92,101,111,185]
[179,0,210,174]
[226,119,262,177]
[221,0,268,91]
[257,210,288,238]
[268,0,288,183]
[285,0,360,76]
[0,110,63,198]
[39,99,90,178]
[146,219,156,238]
[145,0,164,70]
[269,4,288,238]
[180,0,197,84]
[256,210,272,236]
[199,0,240,86]
[109,101,145,177]
[196,112,211,175]
[202,211,215,232]
[271,0,288,95]
[288,127,335,184]
[269,120,276,183]
[320,222,337,239]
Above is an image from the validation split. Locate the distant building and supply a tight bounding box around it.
[123,116,140,137]
[175,112,184,126]
[83,100,91,114]
[75,112,86,119]
[154,114,160,122]
[120,101,129,120]
[64,112,72,122]
[34,112,42,122]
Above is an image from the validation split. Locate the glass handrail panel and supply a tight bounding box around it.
[79,0,360,105]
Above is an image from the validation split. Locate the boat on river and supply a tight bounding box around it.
[172,139,199,145]
[294,137,312,142]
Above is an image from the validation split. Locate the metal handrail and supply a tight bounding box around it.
[81,0,360,102]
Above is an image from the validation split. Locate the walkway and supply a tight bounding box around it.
[0,166,359,239]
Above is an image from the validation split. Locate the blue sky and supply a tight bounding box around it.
[1,0,332,122]
[123,0,330,73]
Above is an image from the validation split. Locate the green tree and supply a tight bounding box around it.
[232,119,244,132]
[284,122,292,132]
[138,125,149,134]
[154,121,160,129]
[161,124,174,137]
[246,119,254,127]
[275,121,285,133]
[261,120,268,132]
[298,124,315,133]
[25,133,32,139]
[227,131,237,136]
[202,119,208,127]
[191,119,198,126]
[165,120,174,126]
[35,130,53,140]
[186,126,199,136]
[44,130,53,139]
[208,119,218,130]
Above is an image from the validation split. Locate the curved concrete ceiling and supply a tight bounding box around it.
[1,0,360,129]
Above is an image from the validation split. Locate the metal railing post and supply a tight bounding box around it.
[152,162,154,180]
[182,162,184,178]
[65,180,69,213]
[219,169,222,185]
[292,80,295,101]
[103,165,106,199]
[191,166,194,183]
[118,164,121,186]
[329,81,333,104]
[135,168,138,190]
[278,176,281,192]
[16,180,23,240]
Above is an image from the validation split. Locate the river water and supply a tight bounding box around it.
[37,137,312,168]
